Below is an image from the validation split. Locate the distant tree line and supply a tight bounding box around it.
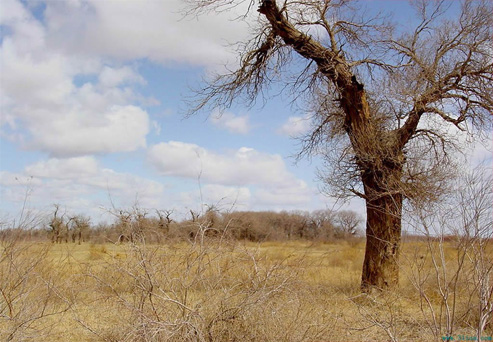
[0,205,364,244]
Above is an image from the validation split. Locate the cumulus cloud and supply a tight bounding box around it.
[202,184,251,208]
[0,0,151,156]
[253,182,312,208]
[148,141,299,187]
[22,156,163,193]
[43,0,251,67]
[25,156,99,179]
[147,141,323,209]
[211,111,251,135]
[178,184,252,212]
[1,31,72,110]
[30,105,149,156]
[278,115,312,137]
[1,156,166,215]
[98,65,145,88]
[0,171,43,187]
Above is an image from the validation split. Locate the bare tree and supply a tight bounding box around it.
[334,210,362,237]
[186,0,492,290]
[68,215,90,244]
[156,209,174,235]
[48,204,68,244]
[189,209,200,223]
[308,209,336,240]
[115,210,133,243]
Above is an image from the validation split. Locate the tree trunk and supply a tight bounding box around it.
[361,189,403,291]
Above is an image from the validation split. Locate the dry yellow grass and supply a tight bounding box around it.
[1,239,491,341]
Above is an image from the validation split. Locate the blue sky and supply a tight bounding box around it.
[0,0,490,224]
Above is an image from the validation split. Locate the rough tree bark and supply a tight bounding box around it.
[362,177,403,289]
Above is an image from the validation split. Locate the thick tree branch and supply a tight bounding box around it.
[258,0,371,135]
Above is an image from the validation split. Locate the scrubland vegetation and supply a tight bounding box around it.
[1,180,492,342]
[1,234,492,341]
[2,206,363,246]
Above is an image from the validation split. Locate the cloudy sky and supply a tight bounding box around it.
[0,0,490,223]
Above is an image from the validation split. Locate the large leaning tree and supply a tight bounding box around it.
[186,0,493,291]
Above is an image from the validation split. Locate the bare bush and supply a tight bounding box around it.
[403,166,493,340]
[0,232,71,341]
[76,239,332,341]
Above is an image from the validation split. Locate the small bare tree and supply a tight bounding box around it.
[453,167,493,340]
[404,166,493,340]
[186,0,492,290]
[68,215,90,244]
[307,209,336,240]
[156,209,174,235]
[115,210,133,243]
[189,210,200,223]
[334,210,362,237]
[48,204,68,244]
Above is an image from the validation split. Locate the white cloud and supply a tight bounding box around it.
[278,115,312,137]
[176,184,252,214]
[254,182,311,207]
[0,171,43,187]
[1,156,167,217]
[211,111,251,135]
[148,141,298,187]
[25,156,99,179]
[0,1,151,156]
[201,184,251,209]
[30,105,149,156]
[147,141,327,211]
[1,36,72,109]
[470,137,493,168]
[0,0,27,25]
[43,0,251,67]
[98,65,145,88]
[0,0,45,53]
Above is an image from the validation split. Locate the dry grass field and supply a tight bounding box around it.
[1,238,492,342]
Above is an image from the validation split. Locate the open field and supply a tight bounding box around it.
[1,238,492,342]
